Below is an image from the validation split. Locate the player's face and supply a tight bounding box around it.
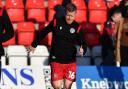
[66,11,76,24]
[112,13,122,23]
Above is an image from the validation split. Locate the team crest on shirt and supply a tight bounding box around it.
[60,26,62,30]
[70,28,75,33]
[52,56,56,59]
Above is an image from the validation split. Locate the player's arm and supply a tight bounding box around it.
[0,8,14,42]
[32,20,54,47]
[27,20,54,53]
[77,29,87,56]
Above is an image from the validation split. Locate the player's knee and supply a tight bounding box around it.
[51,81,62,89]
[52,84,61,89]
[64,85,72,89]
[64,80,73,89]
[64,82,72,89]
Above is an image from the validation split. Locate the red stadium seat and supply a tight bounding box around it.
[47,32,52,47]
[17,22,35,46]
[107,0,120,9]
[38,22,49,30]
[5,0,24,8]
[39,22,52,47]
[48,0,63,9]
[0,0,2,8]
[75,10,87,23]
[17,22,35,31]
[48,0,63,21]
[5,0,24,22]
[26,0,46,22]
[71,0,87,23]
[2,33,16,46]
[27,9,46,22]
[81,22,101,46]
[48,9,55,21]
[71,0,86,9]
[6,9,24,22]
[26,0,45,9]
[88,0,107,23]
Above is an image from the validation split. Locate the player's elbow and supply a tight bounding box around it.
[6,29,14,40]
[9,29,14,39]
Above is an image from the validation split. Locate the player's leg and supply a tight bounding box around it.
[52,80,63,89]
[50,62,64,89]
[64,62,76,89]
[64,79,73,89]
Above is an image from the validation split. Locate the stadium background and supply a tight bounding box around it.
[0,0,123,89]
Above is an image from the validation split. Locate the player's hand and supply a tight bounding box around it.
[116,61,120,67]
[79,45,84,57]
[26,46,35,54]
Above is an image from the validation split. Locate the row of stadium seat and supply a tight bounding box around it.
[3,0,121,9]
[6,22,102,47]
[2,21,105,47]
[1,45,102,66]
[2,21,53,46]
[2,22,35,46]
[2,45,49,66]
[0,0,121,23]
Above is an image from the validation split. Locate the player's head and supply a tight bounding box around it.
[65,3,77,24]
[110,5,123,23]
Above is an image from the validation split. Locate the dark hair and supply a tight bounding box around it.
[66,3,77,12]
[109,5,122,18]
